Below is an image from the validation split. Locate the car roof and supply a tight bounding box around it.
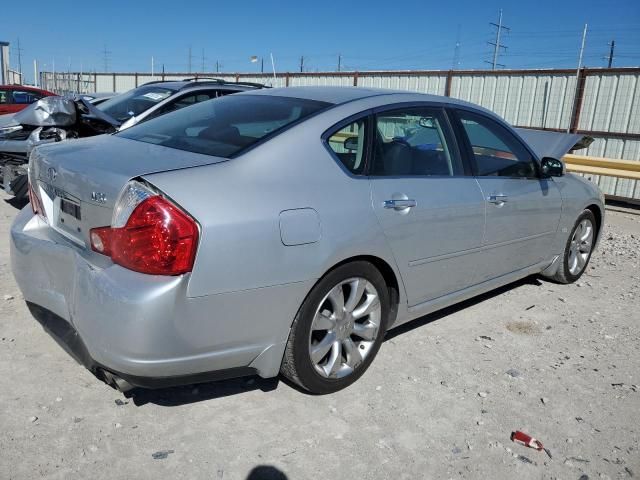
[0,84,52,93]
[237,86,477,108]
[139,80,264,93]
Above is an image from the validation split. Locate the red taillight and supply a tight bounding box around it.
[90,196,199,275]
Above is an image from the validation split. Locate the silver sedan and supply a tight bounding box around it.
[11,87,604,394]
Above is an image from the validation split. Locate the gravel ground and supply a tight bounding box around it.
[0,193,638,480]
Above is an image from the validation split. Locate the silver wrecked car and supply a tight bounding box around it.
[11,87,604,394]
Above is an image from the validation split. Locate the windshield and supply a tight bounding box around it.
[96,85,175,122]
[117,94,331,158]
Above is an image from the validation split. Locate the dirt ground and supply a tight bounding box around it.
[0,192,638,480]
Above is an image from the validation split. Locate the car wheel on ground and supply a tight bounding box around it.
[549,209,597,284]
[281,261,390,394]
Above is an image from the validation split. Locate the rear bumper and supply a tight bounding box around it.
[10,207,312,387]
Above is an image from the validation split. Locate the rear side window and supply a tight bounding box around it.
[119,95,330,158]
[326,118,368,175]
[11,90,44,104]
[371,108,462,176]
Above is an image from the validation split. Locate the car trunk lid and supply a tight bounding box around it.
[30,134,227,247]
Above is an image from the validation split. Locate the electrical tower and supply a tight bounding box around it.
[101,44,111,72]
[486,9,509,70]
[300,56,304,73]
[452,25,461,70]
[15,37,23,74]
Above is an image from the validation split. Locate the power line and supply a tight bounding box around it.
[486,9,510,70]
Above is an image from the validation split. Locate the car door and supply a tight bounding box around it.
[0,88,12,115]
[5,89,44,113]
[451,108,562,282]
[367,105,486,307]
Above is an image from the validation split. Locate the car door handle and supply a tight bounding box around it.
[384,199,417,210]
[487,194,508,204]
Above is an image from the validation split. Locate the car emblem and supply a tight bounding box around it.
[47,167,57,182]
[91,192,107,204]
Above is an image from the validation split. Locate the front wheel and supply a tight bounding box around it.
[549,209,597,284]
[280,261,390,394]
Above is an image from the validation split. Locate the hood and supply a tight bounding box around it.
[32,134,229,208]
[10,96,120,129]
[514,128,593,160]
[13,96,77,127]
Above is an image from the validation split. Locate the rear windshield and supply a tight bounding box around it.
[117,94,331,158]
[97,85,175,122]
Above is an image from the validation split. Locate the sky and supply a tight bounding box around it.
[2,0,640,83]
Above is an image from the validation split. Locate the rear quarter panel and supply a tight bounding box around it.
[143,99,404,301]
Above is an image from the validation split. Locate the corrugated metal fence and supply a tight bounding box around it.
[40,67,640,200]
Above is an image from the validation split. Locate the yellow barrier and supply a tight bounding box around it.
[563,154,640,181]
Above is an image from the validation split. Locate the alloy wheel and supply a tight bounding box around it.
[308,277,382,379]
[568,218,594,275]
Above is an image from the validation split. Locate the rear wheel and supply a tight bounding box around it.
[281,261,389,394]
[549,209,597,284]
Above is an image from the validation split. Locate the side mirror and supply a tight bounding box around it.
[343,136,359,151]
[540,157,564,178]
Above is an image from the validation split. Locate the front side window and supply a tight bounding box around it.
[456,110,537,178]
[371,108,461,176]
[326,118,368,174]
[119,94,330,158]
[0,89,8,104]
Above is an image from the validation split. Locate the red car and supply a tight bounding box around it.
[0,85,57,115]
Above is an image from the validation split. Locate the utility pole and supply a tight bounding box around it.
[101,44,111,72]
[337,54,342,72]
[33,59,38,87]
[201,49,205,73]
[300,55,304,73]
[486,10,509,70]
[568,23,588,133]
[261,57,264,73]
[151,56,154,77]
[216,60,220,73]
[606,40,615,68]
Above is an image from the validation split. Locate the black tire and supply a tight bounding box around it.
[9,174,29,200]
[549,209,597,284]
[280,261,390,394]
